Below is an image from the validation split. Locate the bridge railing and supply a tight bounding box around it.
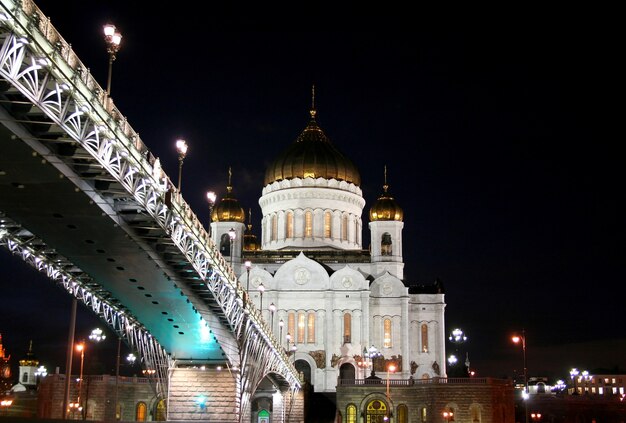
[2,0,299,389]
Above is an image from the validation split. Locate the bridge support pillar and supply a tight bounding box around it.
[168,367,239,422]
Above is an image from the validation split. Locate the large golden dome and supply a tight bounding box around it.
[211,168,245,223]
[264,109,361,186]
[369,168,403,222]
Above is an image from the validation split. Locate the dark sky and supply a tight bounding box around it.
[1,3,623,383]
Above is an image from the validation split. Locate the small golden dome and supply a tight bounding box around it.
[264,107,361,186]
[211,168,245,223]
[369,167,403,222]
[243,209,260,251]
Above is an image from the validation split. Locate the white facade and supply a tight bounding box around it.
[214,113,447,393]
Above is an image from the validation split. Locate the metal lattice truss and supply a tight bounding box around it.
[0,214,170,398]
[0,0,300,413]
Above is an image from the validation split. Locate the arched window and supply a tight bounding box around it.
[22,372,28,383]
[346,404,357,423]
[155,399,166,421]
[470,403,482,422]
[307,313,316,343]
[343,313,352,344]
[297,312,306,344]
[305,211,313,238]
[286,212,294,238]
[135,402,147,421]
[271,214,278,241]
[219,233,230,256]
[421,324,429,352]
[366,400,388,421]
[397,404,408,423]
[420,406,428,422]
[381,233,392,256]
[324,211,332,238]
[342,215,348,241]
[384,318,392,348]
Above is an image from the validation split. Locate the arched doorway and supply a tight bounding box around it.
[295,359,312,385]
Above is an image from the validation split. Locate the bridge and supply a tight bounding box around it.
[0,0,301,421]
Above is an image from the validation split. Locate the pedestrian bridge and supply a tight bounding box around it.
[0,0,301,420]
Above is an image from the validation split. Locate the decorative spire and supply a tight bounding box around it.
[247,208,253,230]
[227,166,233,193]
[310,84,317,119]
[383,165,389,193]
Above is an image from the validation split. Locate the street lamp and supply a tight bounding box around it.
[447,354,458,367]
[175,139,188,191]
[386,363,396,418]
[443,410,454,423]
[89,327,106,342]
[228,227,236,267]
[569,368,579,394]
[126,353,136,365]
[75,342,85,418]
[279,319,284,349]
[206,191,216,236]
[286,332,291,353]
[269,302,277,328]
[512,329,528,423]
[103,24,122,96]
[368,345,382,377]
[530,412,542,421]
[245,260,252,291]
[258,282,265,312]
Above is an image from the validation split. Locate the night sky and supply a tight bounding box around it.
[1,3,623,383]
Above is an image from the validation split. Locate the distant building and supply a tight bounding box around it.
[336,375,515,423]
[0,333,11,394]
[37,373,164,421]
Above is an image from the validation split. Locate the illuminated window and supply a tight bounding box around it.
[343,313,352,344]
[398,404,408,423]
[298,312,305,343]
[155,399,166,421]
[381,233,392,256]
[305,211,313,237]
[286,212,294,238]
[346,404,357,423]
[271,215,277,241]
[135,402,147,421]
[342,215,348,241]
[421,324,429,352]
[421,407,427,422]
[383,318,392,348]
[307,313,316,343]
[324,211,332,238]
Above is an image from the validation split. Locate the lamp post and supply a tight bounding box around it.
[512,329,528,423]
[258,282,265,313]
[279,319,284,349]
[569,368,579,394]
[269,302,276,329]
[76,342,85,419]
[386,363,396,421]
[114,337,122,421]
[368,345,382,377]
[244,260,252,291]
[530,412,542,422]
[206,191,216,236]
[175,139,188,191]
[103,24,122,96]
[286,333,291,353]
[228,227,236,267]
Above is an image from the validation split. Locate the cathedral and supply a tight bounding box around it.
[209,100,447,393]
